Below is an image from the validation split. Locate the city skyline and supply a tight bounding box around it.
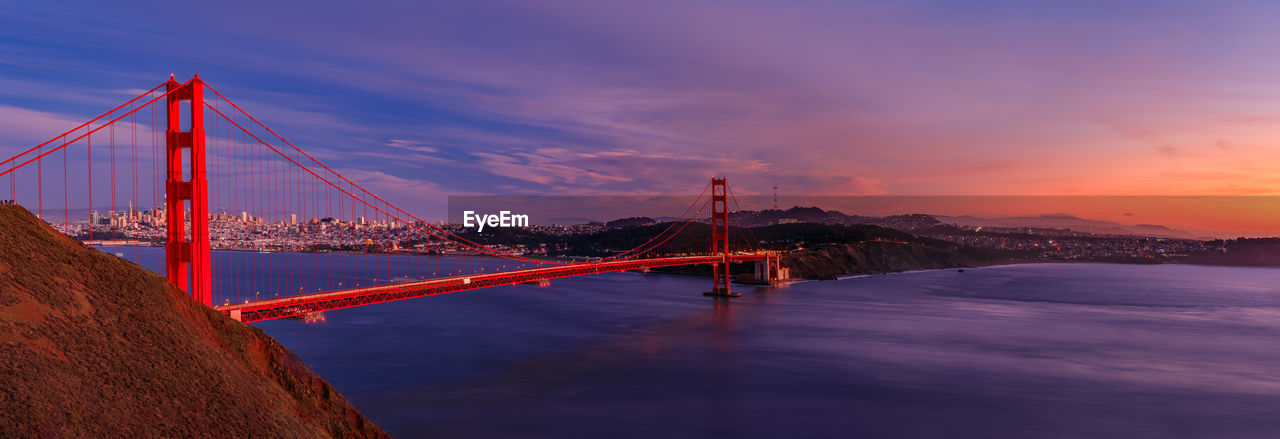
[27,191,1280,238]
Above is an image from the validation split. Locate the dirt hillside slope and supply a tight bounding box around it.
[0,205,390,438]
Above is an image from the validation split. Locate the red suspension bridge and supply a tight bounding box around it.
[1,75,783,323]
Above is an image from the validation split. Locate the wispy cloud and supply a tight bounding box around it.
[334,168,454,220]
[4,0,1280,207]
[0,104,82,156]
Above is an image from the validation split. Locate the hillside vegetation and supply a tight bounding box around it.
[0,206,388,438]
[545,221,1011,279]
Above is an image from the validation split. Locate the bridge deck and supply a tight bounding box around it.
[216,254,770,323]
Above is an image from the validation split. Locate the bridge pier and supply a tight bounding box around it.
[753,253,789,285]
[703,288,740,298]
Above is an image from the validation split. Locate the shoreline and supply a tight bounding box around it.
[797,258,1280,283]
[88,243,1280,282]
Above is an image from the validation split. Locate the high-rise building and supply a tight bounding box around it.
[290,214,297,225]
[89,210,99,226]
[240,211,249,223]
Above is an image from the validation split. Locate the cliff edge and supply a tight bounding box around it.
[0,205,389,438]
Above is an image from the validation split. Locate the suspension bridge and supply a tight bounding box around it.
[0,75,783,323]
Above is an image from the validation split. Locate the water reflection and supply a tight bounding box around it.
[98,245,1280,438]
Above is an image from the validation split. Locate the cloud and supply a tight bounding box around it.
[334,168,453,220]
[0,104,83,158]
[385,139,437,153]
[7,0,1280,204]
[471,150,631,187]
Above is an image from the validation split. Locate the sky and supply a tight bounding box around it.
[2,1,1280,227]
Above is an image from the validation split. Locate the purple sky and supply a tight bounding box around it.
[2,1,1280,221]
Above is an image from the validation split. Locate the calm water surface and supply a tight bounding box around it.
[105,246,1280,438]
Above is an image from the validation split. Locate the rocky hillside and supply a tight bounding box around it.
[0,206,389,438]
[784,241,1006,279]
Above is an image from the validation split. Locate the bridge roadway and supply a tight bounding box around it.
[216,253,771,323]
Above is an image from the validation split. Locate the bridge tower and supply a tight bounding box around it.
[164,75,211,306]
[704,177,739,297]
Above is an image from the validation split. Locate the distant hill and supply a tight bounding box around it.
[520,220,1015,278]
[733,206,942,230]
[0,206,388,438]
[534,221,928,256]
[605,216,656,229]
[936,213,1200,239]
[730,207,1199,239]
[1185,238,1280,266]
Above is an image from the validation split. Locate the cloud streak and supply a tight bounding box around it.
[3,0,1280,218]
